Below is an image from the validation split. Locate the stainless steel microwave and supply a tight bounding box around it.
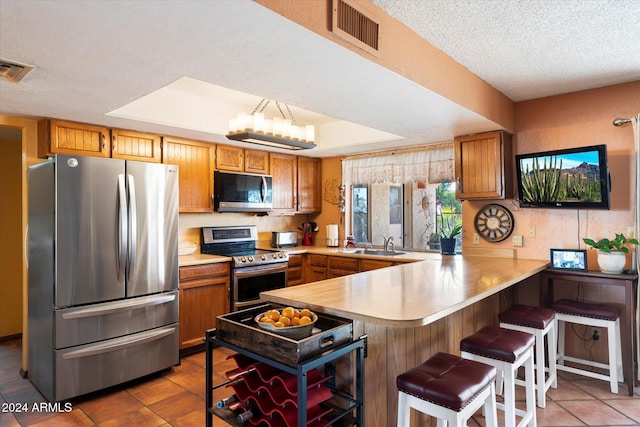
[213,171,273,212]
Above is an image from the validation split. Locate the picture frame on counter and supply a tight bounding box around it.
[550,248,587,271]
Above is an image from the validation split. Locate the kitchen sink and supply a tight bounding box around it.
[342,249,405,256]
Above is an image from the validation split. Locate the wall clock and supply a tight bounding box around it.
[474,204,514,242]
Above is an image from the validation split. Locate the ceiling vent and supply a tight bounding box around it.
[331,0,380,56]
[0,59,34,83]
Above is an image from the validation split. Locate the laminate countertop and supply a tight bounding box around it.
[261,254,549,328]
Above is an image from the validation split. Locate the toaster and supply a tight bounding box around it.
[271,231,298,248]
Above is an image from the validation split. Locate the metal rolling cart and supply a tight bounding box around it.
[205,305,365,427]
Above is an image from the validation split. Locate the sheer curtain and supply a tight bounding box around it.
[341,142,454,185]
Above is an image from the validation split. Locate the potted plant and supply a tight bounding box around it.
[440,223,462,255]
[582,233,639,274]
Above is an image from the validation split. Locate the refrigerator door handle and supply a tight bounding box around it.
[61,326,175,360]
[117,174,128,282]
[261,175,267,203]
[127,174,137,281]
[61,293,176,320]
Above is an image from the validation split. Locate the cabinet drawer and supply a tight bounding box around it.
[179,263,230,280]
[288,254,303,267]
[329,257,359,270]
[360,259,394,271]
[308,254,328,267]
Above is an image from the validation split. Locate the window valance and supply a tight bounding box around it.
[342,142,454,184]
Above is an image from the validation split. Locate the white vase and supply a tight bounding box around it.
[596,250,626,274]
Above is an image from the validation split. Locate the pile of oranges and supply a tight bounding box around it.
[258,307,315,328]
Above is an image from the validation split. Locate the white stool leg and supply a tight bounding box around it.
[534,329,546,408]
[503,361,517,427]
[557,318,566,366]
[524,348,537,427]
[615,318,623,380]
[484,382,498,427]
[547,320,558,389]
[397,391,409,427]
[607,321,619,394]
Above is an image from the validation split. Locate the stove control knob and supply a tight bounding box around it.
[248,256,254,262]
[272,253,277,259]
[278,253,284,258]
[260,255,266,261]
[240,256,247,263]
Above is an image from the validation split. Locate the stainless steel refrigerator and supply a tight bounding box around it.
[27,154,179,402]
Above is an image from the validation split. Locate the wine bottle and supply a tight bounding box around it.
[216,394,237,408]
[236,408,253,423]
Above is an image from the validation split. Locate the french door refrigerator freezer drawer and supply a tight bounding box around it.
[53,324,179,401]
[55,291,179,349]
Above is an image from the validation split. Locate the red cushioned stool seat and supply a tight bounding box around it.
[499,304,558,408]
[396,352,498,427]
[461,326,536,427]
[551,299,623,394]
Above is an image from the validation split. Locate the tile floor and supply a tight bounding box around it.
[1,337,639,426]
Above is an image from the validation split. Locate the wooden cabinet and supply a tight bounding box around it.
[328,256,359,278]
[454,130,512,200]
[359,259,394,271]
[244,149,270,174]
[297,157,321,213]
[162,137,215,212]
[111,128,162,163]
[305,254,328,283]
[216,145,244,171]
[38,119,110,158]
[287,254,303,287]
[178,263,230,351]
[270,152,298,213]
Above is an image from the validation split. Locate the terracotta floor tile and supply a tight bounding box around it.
[75,390,143,424]
[148,391,202,421]
[27,408,94,427]
[572,379,633,400]
[0,410,20,427]
[167,367,206,398]
[605,399,640,424]
[558,400,636,426]
[126,376,187,406]
[535,400,585,426]
[96,406,165,427]
[170,408,232,427]
[548,379,597,401]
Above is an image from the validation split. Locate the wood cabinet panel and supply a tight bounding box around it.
[38,119,110,158]
[111,129,161,163]
[216,145,244,171]
[359,259,394,271]
[328,256,359,278]
[287,254,303,287]
[163,137,215,212]
[244,149,270,174]
[179,263,230,350]
[270,153,297,212]
[454,131,512,200]
[297,157,321,213]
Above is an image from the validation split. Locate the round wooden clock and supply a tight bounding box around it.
[474,204,514,242]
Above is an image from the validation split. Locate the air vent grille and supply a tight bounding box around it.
[332,0,380,55]
[0,59,33,83]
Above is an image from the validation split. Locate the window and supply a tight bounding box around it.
[350,181,460,251]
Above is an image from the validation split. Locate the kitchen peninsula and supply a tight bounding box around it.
[261,254,548,426]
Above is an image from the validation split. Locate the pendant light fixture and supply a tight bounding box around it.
[226,99,316,150]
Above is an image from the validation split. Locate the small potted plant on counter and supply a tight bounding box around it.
[583,233,639,274]
[440,222,462,255]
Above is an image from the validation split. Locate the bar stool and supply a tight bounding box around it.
[396,352,498,427]
[499,304,558,408]
[461,326,536,427]
[552,299,623,394]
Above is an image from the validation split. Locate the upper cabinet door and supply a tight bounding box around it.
[297,157,321,213]
[270,153,297,212]
[216,145,244,171]
[454,131,513,200]
[244,149,270,174]
[162,137,215,212]
[111,129,161,163]
[38,119,110,158]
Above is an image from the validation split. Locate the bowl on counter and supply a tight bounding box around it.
[178,243,198,256]
[255,310,318,340]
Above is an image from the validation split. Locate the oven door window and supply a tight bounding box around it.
[234,265,287,304]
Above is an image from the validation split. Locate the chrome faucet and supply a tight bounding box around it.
[383,236,395,252]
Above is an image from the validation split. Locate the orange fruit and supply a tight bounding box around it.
[298,316,312,325]
[299,309,313,318]
[259,317,275,324]
[273,321,285,328]
[267,310,281,321]
[290,317,300,326]
[281,307,295,319]
[278,316,291,326]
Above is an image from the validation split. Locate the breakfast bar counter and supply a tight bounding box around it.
[261,254,548,426]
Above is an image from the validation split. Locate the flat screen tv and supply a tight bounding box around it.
[515,144,610,209]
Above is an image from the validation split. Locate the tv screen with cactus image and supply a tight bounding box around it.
[515,144,610,209]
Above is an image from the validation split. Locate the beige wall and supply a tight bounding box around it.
[462,81,640,268]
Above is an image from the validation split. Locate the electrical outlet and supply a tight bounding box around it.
[473,233,480,245]
[628,225,635,238]
[512,235,523,247]
[528,225,536,238]
[592,328,600,341]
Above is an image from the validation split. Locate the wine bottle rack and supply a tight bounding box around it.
[205,329,365,427]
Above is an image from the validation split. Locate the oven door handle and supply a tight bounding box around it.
[233,263,288,278]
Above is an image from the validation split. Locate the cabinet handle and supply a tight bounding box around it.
[101,132,106,149]
[112,135,117,152]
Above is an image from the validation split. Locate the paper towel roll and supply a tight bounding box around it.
[326,224,339,247]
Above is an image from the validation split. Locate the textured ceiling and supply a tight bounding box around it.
[1,0,638,157]
[373,0,640,101]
